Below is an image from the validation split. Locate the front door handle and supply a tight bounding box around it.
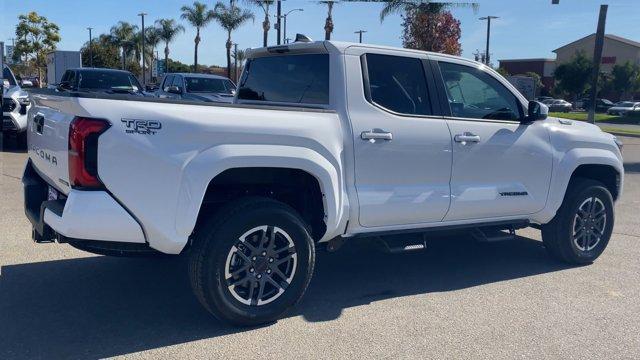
[454,132,480,144]
[361,129,393,141]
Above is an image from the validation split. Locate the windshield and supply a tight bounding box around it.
[78,71,141,91]
[618,102,636,107]
[3,65,18,87]
[185,77,234,94]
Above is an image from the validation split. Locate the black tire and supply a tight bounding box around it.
[17,131,28,149]
[188,197,315,326]
[542,178,614,264]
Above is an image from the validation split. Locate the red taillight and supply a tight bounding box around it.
[68,117,111,188]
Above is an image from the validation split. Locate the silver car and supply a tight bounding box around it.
[607,101,640,116]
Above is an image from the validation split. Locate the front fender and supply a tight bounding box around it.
[534,146,624,224]
[174,144,345,245]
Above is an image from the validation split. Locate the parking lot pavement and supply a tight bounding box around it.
[1,137,639,359]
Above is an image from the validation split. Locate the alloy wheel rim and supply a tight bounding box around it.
[224,225,297,306]
[572,197,607,252]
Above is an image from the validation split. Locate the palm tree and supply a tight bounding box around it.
[232,47,247,81]
[144,27,162,80]
[110,21,139,70]
[181,1,216,72]
[155,18,185,73]
[319,1,336,40]
[247,0,274,46]
[213,1,254,78]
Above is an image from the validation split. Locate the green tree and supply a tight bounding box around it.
[213,1,254,78]
[554,51,593,101]
[610,61,640,100]
[81,34,120,69]
[247,0,275,46]
[496,67,510,77]
[13,11,61,87]
[524,71,543,95]
[181,1,216,72]
[110,21,139,70]
[155,18,185,73]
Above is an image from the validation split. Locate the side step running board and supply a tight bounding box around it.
[472,226,517,242]
[378,234,427,254]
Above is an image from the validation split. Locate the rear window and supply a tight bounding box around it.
[237,54,329,105]
[78,71,141,91]
[186,77,234,94]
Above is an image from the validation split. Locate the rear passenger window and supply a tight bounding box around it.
[364,54,432,115]
[238,54,329,105]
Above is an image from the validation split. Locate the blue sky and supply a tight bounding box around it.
[1,0,639,66]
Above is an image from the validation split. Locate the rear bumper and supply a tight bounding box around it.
[23,160,146,244]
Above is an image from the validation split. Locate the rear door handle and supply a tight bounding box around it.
[454,132,480,144]
[361,130,393,141]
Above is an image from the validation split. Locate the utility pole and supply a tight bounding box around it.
[86,28,93,67]
[354,30,367,43]
[233,43,238,83]
[8,38,15,47]
[587,4,608,124]
[479,16,498,66]
[276,1,282,45]
[138,12,147,87]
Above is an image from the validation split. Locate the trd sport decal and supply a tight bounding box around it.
[499,191,528,197]
[122,119,162,135]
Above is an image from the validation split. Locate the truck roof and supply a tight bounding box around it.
[248,40,473,64]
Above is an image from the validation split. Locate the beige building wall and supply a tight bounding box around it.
[554,34,640,73]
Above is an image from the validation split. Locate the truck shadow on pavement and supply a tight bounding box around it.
[0,235,570,359]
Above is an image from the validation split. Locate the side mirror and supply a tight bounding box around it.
[57,81,72,91]
[167,85,182,94]
[524,100,548,123]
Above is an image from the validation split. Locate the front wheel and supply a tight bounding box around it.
[188,197,315,326]
[542,178,614,264]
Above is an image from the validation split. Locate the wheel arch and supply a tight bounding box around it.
[174,144,346,245]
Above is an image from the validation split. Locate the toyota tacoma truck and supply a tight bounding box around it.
[3,64,32,145]
[23,40,624,326]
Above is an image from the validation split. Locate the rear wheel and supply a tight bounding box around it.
[189,197,315,326]
[542,178,614,264]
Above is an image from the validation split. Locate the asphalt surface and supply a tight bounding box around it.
[1,135,639,359]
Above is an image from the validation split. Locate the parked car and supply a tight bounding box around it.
[24,40,624,326]
[20,79,34,88]
[580,98,614,112]
[2,64,32,145]
[536,96,553,103]
[56,68,148,96]
[546,99,573,112]
[607,101,640,116]
[157,73,236,103]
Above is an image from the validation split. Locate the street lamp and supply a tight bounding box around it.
[86,28,93,67]
[479,16,499,66]
[354,30,367,43]
[279,8,304,44]
[138,12,147,86]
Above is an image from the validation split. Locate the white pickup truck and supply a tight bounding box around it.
[23,41,624,326]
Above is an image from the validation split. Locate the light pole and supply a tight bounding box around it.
[138,12,147,87]
[354,30,367,43]
[479,16,498,66]
[86,28,93,67]
[280,8,303,44]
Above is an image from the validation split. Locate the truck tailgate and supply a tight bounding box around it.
[27,93,78,195]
